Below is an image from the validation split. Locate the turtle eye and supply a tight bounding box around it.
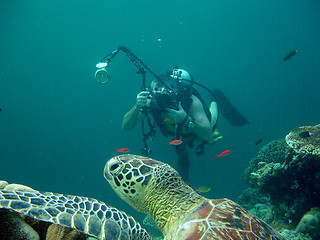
[110,163,120,171]
[109,161,124,176]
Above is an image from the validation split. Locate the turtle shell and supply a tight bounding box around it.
[170,198,284,240]
[0,190,152,240]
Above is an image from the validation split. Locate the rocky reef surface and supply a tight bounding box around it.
[239,124,320,239]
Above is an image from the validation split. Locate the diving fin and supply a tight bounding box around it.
[211,89,249,127]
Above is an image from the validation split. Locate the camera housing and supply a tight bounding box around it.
[148,87,179,110]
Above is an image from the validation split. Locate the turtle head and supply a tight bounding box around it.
[104,154,183,213]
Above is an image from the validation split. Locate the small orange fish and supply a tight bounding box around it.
[116,148,130,153]
[164,118,175,126]
[217,150,231,159]
[169,140,183,145]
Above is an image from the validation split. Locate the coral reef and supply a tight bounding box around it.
[241,139,289,188]
[239,124,320,239]
[296,207,320,240]
[279,229,312,240]
[238,188,274,224]
[286,124,320,156]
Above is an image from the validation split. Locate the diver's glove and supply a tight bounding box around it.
[166,103,187,124]
[135,91,149,109]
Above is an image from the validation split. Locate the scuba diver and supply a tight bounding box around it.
[122,69,221,182]
[95,46,248,182]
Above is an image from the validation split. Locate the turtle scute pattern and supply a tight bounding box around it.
[105,154,285,240]
[0,190,152,240]
[174,199,284,240]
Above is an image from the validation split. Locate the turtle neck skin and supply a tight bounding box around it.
[142,165,207,235]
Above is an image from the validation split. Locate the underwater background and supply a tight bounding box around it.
[0,0,319,234]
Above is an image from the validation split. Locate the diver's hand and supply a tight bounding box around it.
[166,103,187,124]
[135,91,149,108]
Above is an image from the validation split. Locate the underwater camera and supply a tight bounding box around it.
[148,87,179,110]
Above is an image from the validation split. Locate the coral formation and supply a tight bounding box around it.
[241,139,289,187]
[286,124,320,156]
[239,124,320,239]
[296,208,320,239]
[279,229,312,240]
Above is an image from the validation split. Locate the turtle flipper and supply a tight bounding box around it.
[0,190,152,240]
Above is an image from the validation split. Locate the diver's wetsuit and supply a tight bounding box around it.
[149,85,216,182]
[175,141,190,182]
[151,110,193,182]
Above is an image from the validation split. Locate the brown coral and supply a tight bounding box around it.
[285,124,320,156]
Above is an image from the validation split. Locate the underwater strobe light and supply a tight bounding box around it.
[95,62,110,84]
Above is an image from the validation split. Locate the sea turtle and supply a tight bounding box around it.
[0,181,152,240]
[104,154,285,240]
